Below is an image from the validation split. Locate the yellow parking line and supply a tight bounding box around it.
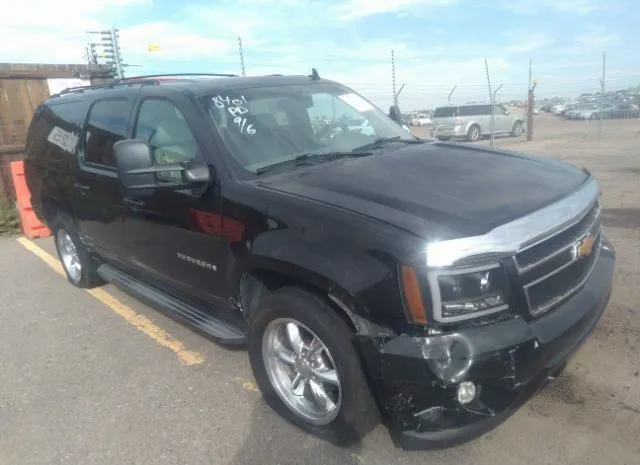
[17,237,204,366]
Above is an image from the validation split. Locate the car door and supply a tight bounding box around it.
[122,95,228,304]
[72,97,132,262]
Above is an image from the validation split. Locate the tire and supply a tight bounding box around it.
[248,287,379,446]
[467,125,480,142]
[511,121,524,137]
[53,223,104,288]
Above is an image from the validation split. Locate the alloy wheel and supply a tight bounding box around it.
[57,229,82,284]
[262,318,342,425]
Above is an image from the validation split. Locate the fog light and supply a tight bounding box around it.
[456,381,477,404]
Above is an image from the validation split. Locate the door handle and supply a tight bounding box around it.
[124,197,146,208]
[74,182,91,191]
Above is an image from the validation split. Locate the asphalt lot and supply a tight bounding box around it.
[1,114,639,464]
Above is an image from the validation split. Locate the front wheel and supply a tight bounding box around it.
[248,287,379,445]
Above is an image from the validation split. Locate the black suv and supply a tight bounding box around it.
[25,73,615,450]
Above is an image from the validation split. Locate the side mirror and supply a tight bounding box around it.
[113,139,209,196]
[389,104,402,124]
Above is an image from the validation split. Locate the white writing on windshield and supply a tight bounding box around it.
[212,95,256,135]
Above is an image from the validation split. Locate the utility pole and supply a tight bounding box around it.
[491,84,503,146]
[448,85,457,105]
[485,59,494,144]
[238,36,246,77]
[86,28,124,79]
[526,58,533,141]
[598,52,606,140]
[391,49,398,107]
[527,80,538,141]
[108,28,124,79]
[85,44,98,66]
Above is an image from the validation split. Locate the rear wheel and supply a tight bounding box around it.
[54,225,104,288]
[248,287,379,445]
[467,125,480,142]
[511,121,524,137]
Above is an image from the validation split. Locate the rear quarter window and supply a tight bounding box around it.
[459,105,491,116]
[26,100,86,163]
[434,107,458,118]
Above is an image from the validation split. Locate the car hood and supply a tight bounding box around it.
[257,142,589,240]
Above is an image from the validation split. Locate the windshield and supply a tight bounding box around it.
[203,83,414,173]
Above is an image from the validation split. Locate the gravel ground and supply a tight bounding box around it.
[1,114,639,464]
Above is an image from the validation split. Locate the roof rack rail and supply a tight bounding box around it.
[122,73,240,80]
[56,79,153,96]
[56,73,240,96]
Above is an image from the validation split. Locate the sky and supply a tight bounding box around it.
[1,0,639,110]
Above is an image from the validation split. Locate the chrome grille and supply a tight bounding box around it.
[515,202,602,316]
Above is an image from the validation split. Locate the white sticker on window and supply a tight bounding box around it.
[47,126,79,154]
[338,93,374,113]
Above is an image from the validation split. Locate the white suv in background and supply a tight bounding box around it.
[433,104,525,142]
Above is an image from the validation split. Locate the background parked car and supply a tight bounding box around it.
[411,114,432,126]
[432,104,524,141]
[572,104,616,120]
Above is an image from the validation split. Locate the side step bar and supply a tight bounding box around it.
[97,264,247,345]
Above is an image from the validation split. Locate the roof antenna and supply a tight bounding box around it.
[309,68,320,80]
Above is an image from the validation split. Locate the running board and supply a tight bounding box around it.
[97,264,247,345]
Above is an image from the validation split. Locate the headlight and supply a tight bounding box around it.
[428,264,509,323]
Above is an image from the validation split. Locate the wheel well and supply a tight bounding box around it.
[240,269,357,332]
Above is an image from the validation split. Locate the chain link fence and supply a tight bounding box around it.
[344,51,640,145]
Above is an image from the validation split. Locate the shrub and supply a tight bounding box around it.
[0,199,21,236]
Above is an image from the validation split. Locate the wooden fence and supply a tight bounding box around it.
[0,63,113,200]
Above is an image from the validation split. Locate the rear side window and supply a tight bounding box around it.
[26,100,85,162]
[84,99,131,167]
[459,105,491,116]
[434,107,458,118]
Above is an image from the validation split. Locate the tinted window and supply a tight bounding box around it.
[494,105,506,115]
[84,99,130,167]
[434,107,458,118]
[27,101,85,161]
[459,105,491,116]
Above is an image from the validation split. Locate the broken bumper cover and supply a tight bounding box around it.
[357,243,615,450]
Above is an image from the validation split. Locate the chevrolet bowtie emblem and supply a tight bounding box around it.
[572,234,596,261]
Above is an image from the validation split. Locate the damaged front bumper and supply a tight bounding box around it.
[356,244,615,450]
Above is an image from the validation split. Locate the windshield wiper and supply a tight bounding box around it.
[352,136,425,152]
[255,151,373,175]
